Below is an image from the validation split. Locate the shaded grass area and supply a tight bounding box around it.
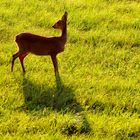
[0,0,140,139]
[21,75,81,113]
[20,75,91,135]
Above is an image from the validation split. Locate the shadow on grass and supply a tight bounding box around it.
[22,75,81,113]
[21,74,91,135]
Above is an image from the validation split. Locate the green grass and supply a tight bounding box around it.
[0,0,140,139]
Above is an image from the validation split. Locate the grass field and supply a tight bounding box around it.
[0,0,140,139]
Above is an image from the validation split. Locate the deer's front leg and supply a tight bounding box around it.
[51,54,59,76]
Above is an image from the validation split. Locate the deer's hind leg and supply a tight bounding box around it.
[11,52,20,72]
[19,52,28,73]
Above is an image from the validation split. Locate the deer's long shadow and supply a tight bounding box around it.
[22,75,81,113]
[22,75,91,134]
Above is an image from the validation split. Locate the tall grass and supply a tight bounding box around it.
[0,0,140,139]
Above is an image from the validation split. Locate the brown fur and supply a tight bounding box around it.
[11,12,68,75]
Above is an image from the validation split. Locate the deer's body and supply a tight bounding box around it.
[16,33,66,55]
[11,12,68,75]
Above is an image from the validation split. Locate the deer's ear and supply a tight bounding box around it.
[64,11,68,16]
[62,11,68,21]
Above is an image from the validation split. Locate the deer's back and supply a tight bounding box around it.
[15,33,65,55]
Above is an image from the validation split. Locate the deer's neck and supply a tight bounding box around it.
[61,23,67,43]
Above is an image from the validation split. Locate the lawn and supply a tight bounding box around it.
[0,0,140,139]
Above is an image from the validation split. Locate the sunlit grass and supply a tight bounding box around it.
[0,0,140,139]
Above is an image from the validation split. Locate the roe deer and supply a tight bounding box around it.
[11,12,68,76]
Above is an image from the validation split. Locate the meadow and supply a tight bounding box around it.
[0,0,140,139]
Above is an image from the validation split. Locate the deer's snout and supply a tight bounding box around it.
[52,25,55,28]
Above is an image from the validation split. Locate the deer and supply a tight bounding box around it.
[11,12,68,76]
